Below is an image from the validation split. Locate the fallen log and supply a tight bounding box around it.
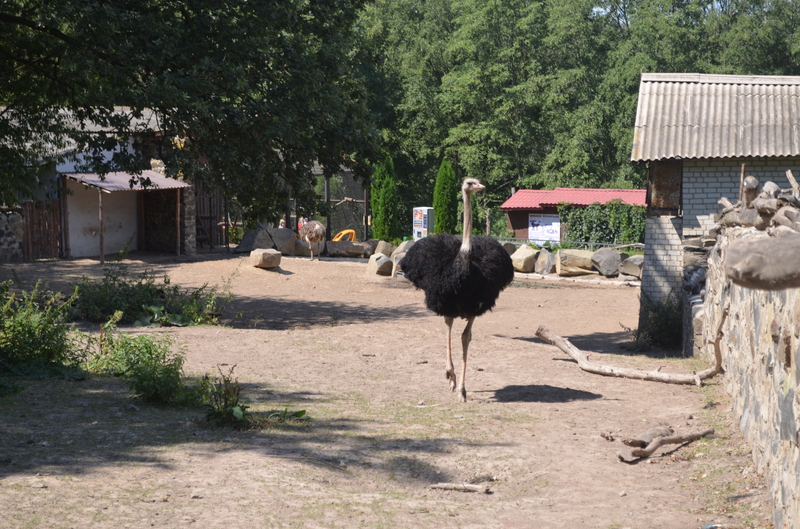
[430,482,490,493]
[622,427,674,448]
[534,325,722,386]
[617,428,715,461]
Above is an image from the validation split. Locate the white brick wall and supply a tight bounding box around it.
[682,157,800,237]
[640,216,684,302]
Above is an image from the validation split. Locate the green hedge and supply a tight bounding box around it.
[557,200,646,246]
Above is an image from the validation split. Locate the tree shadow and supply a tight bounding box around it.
[490,384,603,403]
[506,330,683,359]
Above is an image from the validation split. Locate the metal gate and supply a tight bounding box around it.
[21,199,61,260]
[194,182,228,250]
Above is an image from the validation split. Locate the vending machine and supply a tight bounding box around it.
[412,207,435,241]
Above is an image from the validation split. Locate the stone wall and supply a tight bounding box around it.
[0,213,24,262]
[704,227,800,529]
[683,157,800,237]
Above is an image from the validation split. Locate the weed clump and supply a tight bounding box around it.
[622,291,683,352]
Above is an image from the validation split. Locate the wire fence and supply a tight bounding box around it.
[493,236,645,252]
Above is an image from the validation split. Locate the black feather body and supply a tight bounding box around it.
[401,234,514,319]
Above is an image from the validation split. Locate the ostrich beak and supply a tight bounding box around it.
[474,183,485,191]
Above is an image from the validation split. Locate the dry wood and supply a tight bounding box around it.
[738,163,746,203]
[617,428,715,461]
[535,325,721,385]
[717,196,735,210]
[430,482,490,493]
[622,427,674,448]
[787,169,799,198]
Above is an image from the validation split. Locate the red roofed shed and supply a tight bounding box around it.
[500,188,646,241]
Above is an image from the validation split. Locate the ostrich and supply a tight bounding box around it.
[299,220,326,261]
[401,178,514,402]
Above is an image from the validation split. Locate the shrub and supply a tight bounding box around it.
[433,159,458,234]
[372,155,401,241]
[197,365,249,427]
[622,291,683,351]
[0,280,85,378]
[558,200,646,247]
[86,316,187,405]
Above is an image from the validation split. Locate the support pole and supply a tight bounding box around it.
[99,189,104,265]
[325,175,331,240]
[176,189,181,256]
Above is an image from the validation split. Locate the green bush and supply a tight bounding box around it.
[71,260,227,326]
[372,155,401,241]
[0,280,85,378]
[433,159,458,234]
[197,365,249,427]
[558,200,646,247]
[86,317,187,405]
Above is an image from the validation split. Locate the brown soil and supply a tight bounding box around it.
[0,251,773,529]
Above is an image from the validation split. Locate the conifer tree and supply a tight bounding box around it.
[371,156,400,241]
[433,160,458,234]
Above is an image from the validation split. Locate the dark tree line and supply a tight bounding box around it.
[2,0,799,232]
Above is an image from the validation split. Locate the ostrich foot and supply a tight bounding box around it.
[457,387,467,402]
[446,370,457,392]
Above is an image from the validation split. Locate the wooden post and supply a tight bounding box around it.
[738,163,746,203]
[98,189,104,265]
[60,176,71,258]
[176,189,181,256]
[364,186,370,241]
[324,175,331,240]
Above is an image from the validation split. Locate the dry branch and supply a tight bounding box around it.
[534,325,721,386]
[617,428,715,461]
[622,427,674,447]
[430,482,490,493]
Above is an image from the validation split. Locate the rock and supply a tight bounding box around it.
[363,239,380,255]
[510,244,538,273]
[366,253,393,275]
[618,273,639,281]
[556,249,597,276]
[326,240,371,258]
[534,248,557,275]
[591,248,629,277]
[234,230,258,253]
[250,248,282,269]
[618,255,644,279]
[391,251,407,277]
[391,240,415,259]
[502,242,517,255]
[375,240,397,257]
[295,239,324,257]
[267,227,297,255]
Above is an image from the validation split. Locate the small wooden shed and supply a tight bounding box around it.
[61,170,190,263]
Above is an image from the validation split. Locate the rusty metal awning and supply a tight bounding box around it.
[62,170,190,192]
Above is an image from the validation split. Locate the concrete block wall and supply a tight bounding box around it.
[0,213,23,262]
[704,227,800,529]
[640,216,684,303]
[683,157,800,237]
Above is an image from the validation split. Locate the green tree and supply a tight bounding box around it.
[0,0,381,223]
[433,159,459,233]
[371,156,401,240]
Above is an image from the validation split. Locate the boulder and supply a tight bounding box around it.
[375,240,397,257]
[391,251,407,278]
[234,230,258,253]
[391,240,415,259]
[618,255,644,279]
[556,249,597,276]
[250,248,282,269]
[510,244,538,273]
[363,239,380,255]
[534,248,557,275]
[326,240,371,257]
[502,242,517,255]
[591,248,629,277]
[268,227,297,255]
[366,253,393,275]
[295,239,325,257]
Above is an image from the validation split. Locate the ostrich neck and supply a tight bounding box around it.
[460,189,473,254]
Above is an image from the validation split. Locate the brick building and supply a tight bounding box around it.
[631,73,800,310]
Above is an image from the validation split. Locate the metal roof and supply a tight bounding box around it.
[631,73,800,161]
[62,170,190,192]
[500,188,646,211]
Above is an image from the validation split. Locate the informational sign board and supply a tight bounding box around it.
[528,214,560,244]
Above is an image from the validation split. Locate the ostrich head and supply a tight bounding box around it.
[462,178,485,195]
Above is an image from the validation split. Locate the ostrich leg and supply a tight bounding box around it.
[457,316,476,402]
[444,316,456,391]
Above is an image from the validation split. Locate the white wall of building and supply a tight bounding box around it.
[65,179,138,258]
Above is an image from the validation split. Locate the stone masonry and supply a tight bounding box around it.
[704,227,800,529]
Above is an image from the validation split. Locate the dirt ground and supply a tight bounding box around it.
[0,250,774,529]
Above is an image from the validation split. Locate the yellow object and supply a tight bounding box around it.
[333,229,356,242]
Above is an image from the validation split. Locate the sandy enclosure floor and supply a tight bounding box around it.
[0,251,773,528]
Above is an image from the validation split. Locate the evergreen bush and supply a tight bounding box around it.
[372,155,401,240]
[433,159,458,234]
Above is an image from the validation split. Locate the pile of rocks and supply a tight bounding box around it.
[365,240,415,278]
[509,244,643,281]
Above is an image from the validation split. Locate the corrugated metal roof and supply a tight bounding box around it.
[500,188,646,211]
[631,73,800,161]
[62,170,190,192]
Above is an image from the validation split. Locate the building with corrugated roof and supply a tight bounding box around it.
[500,188,646,241]
[631,73,800,310]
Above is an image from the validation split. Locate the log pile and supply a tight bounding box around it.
[715,169,800,290]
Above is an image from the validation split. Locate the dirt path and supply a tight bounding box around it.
[0,252,772,528]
